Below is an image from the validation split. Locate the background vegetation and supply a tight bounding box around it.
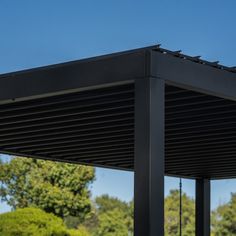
[0,208,89,236]
[0,157,236,235]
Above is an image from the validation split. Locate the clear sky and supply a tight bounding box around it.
[0,0,236,214]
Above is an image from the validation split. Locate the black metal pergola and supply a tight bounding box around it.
[0,45,236,235]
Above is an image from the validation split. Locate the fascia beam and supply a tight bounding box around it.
[150,50,236,101]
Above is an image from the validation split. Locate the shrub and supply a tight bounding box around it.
[0,207,69,236]
[67,226,90,236]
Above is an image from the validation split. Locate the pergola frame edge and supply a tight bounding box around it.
[1,46,236,236]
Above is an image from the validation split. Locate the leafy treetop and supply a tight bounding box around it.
[0,207,90,236]
[0,157,95,222]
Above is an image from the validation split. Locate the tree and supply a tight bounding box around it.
[0,157,95,222]
[0,207,90,236]
[212,193,236,236]
[0,156,199,235]
[95,208,130,236]
[67,227,91,236]
[86,192,195,236]
[0,207,67,236]
[165,190,195,236]
[95,194,129,213]
[83,195,133,236]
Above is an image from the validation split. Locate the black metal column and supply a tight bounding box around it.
[134,78,165,236]
[195,179,211,236]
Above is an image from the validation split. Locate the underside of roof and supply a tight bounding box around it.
[0,46,236,179]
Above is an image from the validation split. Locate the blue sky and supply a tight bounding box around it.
[0,0,236,213]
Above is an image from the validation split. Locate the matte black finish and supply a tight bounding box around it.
[134,78,165,236]
[1,45,235,106]
[1,82,236,179]
[196,179,211,236]
[150,48,236,101]
[0,47,152,104]
[1,45,236,236]
[0,84,135,170]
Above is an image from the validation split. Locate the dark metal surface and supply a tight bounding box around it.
[152,44,236,73]
[1,82,236,179]
[150,49,236,101]
[0,46,236,180]
[196,179,211,236]
[134,78,165,236]
[179,178,182,236]
[1,45,236,105]
[0,83,135,170]
[1,45,235,236]
[0,48,148,105]
[165,85,236,179]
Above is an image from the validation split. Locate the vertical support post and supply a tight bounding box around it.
[195,179,211,236]
[134,78,165,236]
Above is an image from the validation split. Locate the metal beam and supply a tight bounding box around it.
[150,51,236,101]
[195,179,211,236]
[134,78,165,236]
[0,49,148,105]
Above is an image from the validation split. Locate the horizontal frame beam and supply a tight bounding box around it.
[0,49,149,105]
[150,50,236,101]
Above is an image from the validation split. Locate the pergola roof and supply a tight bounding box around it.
[0,45,236,179]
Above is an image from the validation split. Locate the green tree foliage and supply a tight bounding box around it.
[90,191,195,236]
[212,193,236,236]
[0,207,90,236]
[0,207,78,236]
[0,156,199,235]
[165,190,195,236]
[95,194,129,213]
[67,227,90,236]
[95,208,130,236]
[84,195,133,236]
[0,157,95,222]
